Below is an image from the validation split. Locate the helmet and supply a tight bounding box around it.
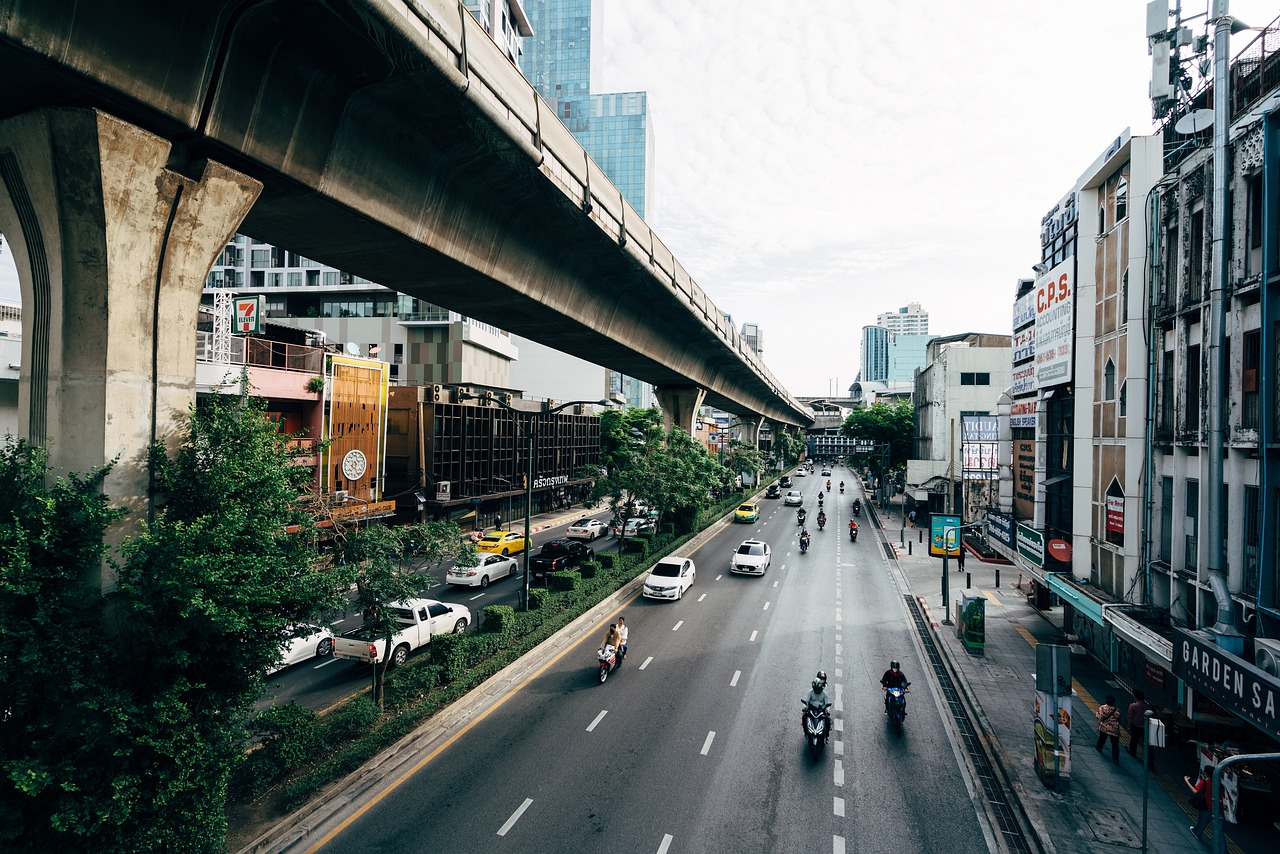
[890,660,900,671]
[812,678,824,692]
[816,670,827,683]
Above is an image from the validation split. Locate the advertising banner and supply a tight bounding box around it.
[930,514,961,557]
[1010,399,1038,429]
[1013,291,1037,330]
[962,444,998,478]
[1011,363,1036,396]
[1034,258,1074,388]
[1013,439,1035,518]
[1017,522,1044,567]
[1033,689,1073,785]
[987,511,1015,550]
[1012,326,1036,363]
[960,415,998,442]
[1106,494,1125,535]
[1173,629,1280,742]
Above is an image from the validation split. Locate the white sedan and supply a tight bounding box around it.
[269,624,334,674]
[447,553,519,588]
[642,556,697,600]
[730,540,772,575]
[566,518,609,540]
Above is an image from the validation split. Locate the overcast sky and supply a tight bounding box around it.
[2,1,1276,399]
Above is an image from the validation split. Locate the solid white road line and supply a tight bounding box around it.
[730,670,741,687]
[496,798,533,836]
[750,630,758,642]
[313,658,339,669]
[468,592,486,601]
[639,656,653,670]
[587,710,608,732]
[672,620,684,631]
[657,833,674,854]
[833,796,845,817]
[700,731,716,755]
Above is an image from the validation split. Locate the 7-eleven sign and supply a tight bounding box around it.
[234,296,262,334]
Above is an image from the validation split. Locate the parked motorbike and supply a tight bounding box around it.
[885,683,911,724]
[597,644,621,683]
[802,699,831,751]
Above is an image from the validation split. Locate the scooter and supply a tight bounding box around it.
[799,535,810,554]
[817,515,826,531]
[797,510,807,527]
[849,525,858,542]
[839,484,845,494]
[885,683,910,725]
[597,644,620,683]
[852,501,862,517]
[802,698,831,752]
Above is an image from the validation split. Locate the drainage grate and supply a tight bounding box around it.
[882,542,898,562]
[905,595,1035,854]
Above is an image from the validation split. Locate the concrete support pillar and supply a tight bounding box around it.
[654,385,706,434]
[731,415,762,448]
[0,109,262,586]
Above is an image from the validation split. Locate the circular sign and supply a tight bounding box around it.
[1047,539,1073,561]
[341,449,368,481]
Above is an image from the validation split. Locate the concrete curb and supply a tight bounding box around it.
[240,510,737,853]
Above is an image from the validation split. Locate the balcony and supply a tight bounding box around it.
[195,332,324,373]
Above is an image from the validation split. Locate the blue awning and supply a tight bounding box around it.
[1045,573,1105,624]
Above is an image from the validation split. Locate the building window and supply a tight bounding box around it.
[1185,479,1199,572]
[1247,173,1264,276]
[250,248,271,268]
[1185,344,1201,432]
[1119,381,1127,417]
[1115,176,1127,222]
[1160,350,1174,435]
[1159,476,1173,562]
[1243,485,1260,598]
[1104,359,1116,400]
[960,372,990,386]
[1189,207,1205,302]
[1242,328,1260,429]
[1121,268,1129,325]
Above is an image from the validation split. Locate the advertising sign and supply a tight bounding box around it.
[1033,689,1073,784]
[987,511,1016,550]
[960,415,999,442]
[1011,363,1036,396]
[962,444,998,479]
[930,514,961,557]
[1173,629,1280,742]
[1013,291,1037,329]
[1017,522,1044,567]
[234,295,262,334]
[1034,258,1075,388]
[1010,400,1038,429]
[1013,439,1036,519]
[1106,494,1125,535]
[1012,326,1036,363]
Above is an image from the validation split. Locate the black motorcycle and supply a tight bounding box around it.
[802,698,831,751]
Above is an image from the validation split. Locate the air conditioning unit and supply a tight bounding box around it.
[333,490,349,503]
[430,383,444,403]
[1254,638,1280,677]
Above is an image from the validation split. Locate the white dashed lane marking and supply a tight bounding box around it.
[586,710,607,732]
[496,798,533,836]
[730,670,741,687]
[700,731,716,755]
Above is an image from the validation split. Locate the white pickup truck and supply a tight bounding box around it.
[332,598,471,668]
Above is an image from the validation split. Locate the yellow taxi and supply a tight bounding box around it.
[475,530,529,556]
[734,502,760,523]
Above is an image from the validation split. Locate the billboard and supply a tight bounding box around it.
[987,511,1016,550]
[1013,291,1037,329]
[1013,439,1036,519]
[1011,363,1036,396]
[1010,399,1038,428]
[1034,258,1075,388]
[1017,522,1044,567]
[1012,326,1036,363]
[930,514,962,557]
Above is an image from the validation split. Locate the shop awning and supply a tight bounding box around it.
[1105,606,1174,668]
[1045,573,1105,624]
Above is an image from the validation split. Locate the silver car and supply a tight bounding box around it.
[783,490,804,506]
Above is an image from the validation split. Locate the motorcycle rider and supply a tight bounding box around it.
[803,673,832,730]
[816,509,827,530]
[880,660,909,716]
[817,491,824,506]
[799,528,811,553]
[600,623,622,665]
[826,480,832,491]
[848,518,859,541]
[839,480,845,493]
[797,507,807,526]
[615,616,629,666]
[852,498,861,516]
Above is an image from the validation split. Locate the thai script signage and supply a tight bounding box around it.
[1012,327,1036,363]
[1011,363,1036,396]
[1010,399,1038,428]
[1173,629,1280,742]
[1013,439,1036,518]
[1017,522,1044,567]
[1013,292,1037,329]
[532,475,569,489]
[1034,258,1075,388]
[1106,494,1125,535]
[987,511,1016,550]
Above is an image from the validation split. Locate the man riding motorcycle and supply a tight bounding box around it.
[848,518,859,541]
[880,660,909,716]
[816,509,827,530]
[799,528,811,553]
[839,481,845,493]
[797,507,807,526]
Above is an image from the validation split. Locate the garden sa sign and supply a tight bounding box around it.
[1174,629,1280,741]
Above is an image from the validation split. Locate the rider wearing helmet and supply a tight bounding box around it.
[804,673,832,725]
[880,660,909,714]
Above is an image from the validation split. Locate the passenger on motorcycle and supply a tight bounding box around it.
[799,529,811,552]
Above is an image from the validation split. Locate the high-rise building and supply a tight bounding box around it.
[741,323,764,356]
[859,325,890,383]
[877,302,930,335]
[463,1,533,64]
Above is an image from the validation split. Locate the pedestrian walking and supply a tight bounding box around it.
[908,509,917,527]
[1185,767,1213,840]
[956,543,966,571]
[1126,690,1152,761]
[495,513,503,529]
[1095,695,1122,764]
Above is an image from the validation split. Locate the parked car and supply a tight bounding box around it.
[734,502,760,523]
[446,553,518,588]
[784,490,804,506]
[269,624,334,674]
[475,530,529,555]
[333,598,470,668]
[566,518,609,540]
[623,517,657,537]
[730,540,772,575]
[642,556,697,601]
[764,484,782,499]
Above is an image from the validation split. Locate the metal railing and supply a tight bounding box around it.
[195,331,324,373]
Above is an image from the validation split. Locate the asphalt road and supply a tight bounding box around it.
[310,473,994,853]
[259,509,616,712]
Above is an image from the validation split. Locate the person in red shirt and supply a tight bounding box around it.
[1185,767,1213,840]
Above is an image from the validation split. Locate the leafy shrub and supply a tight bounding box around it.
[548,572,578,591]
[325,695,380,741]
[622,538,648,556]
[579,561,599,579]
[528,588,548,609]
[429,633,466,683]
[383,663,442,710]
[483,604,516,634]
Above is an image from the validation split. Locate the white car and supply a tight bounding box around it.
[566,518,609,540]
[730,540,771,575]
[794,469,808,477]
[623,517,657,536]
[643,556,697,601]
[270,624,334,674]
[784,490,804,506]
[447,553,518,588]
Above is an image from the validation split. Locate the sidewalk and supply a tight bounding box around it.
[870,491,1263,854]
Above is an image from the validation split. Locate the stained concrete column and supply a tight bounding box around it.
[654,385,706,435]
[0,109,262,585]
[731,415,762,448]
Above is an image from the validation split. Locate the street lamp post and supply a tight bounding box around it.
[456,392,616,610]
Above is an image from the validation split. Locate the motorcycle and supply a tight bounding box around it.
[797,509,807,526]
[597,644,621,683]
[849,525,858,542]
[802,699,831,751]
[826,482,831,492]
[799,535,810,554]
[885,683,910,724]
[839,484,845,494]
[817,514,826,531]
[852,501,861,517]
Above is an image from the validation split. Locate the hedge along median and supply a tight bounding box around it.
[229,489,757,825]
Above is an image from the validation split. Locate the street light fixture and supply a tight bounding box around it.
[454,391,616,610]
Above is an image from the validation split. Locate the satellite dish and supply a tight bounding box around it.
[344,341,361,356]
[1174,109,1214,135]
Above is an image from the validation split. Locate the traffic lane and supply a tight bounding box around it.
[319,523,781,852]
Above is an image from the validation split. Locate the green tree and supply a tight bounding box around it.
[768,426,805,469]
[839,400,915,471]
[721,439,764,484]
[592,423,722,534]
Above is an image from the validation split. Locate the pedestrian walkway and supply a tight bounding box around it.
[870,490,1269,854]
